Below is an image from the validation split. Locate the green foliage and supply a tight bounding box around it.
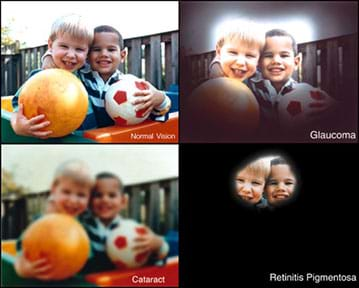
[1,168,27,196]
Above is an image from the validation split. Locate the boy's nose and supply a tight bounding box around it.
[271,55,282,64]
[235,55,246,65]
[241,184,252,194]
[276,183,286,191]
[66,49,76,58]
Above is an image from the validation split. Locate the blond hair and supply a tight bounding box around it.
[53,159,94,187]
[241,158,271,179]
[216,19,265,51]
[49,14,93,45]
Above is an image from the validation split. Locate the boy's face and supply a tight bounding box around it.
[265,164,296,205]
[48,32,89,72]
[216,38,260,81]
[89,32,127,81]
[260,36,300,90]
[236,168,265,204]
[91,178,126,224]
[50,177,90,217]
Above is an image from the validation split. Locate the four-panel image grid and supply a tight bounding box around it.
[1,1,358,287]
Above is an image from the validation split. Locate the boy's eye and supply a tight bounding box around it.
[280,53,291,58]
[262,53,272,58]
[60,44,68,48]
[76,48,86,52]
[268,180,277,185]
[285,181,294,185]
[236,178,244,183]
[91,47,101,52]
[246,54,257,58]
[227,50,237,55]
[252,181,262,186]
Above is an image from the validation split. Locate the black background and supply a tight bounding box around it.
[179,143,358,287]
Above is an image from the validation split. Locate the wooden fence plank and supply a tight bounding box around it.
[171,32,179,87]
[149,35,162,89]
[164,179,178,231]
[145,183,161,233]
[298,42,317,87]
[128,185,142,222]
[128,38,142,78]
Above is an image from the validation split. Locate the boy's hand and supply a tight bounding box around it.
[15,254,55,280]
[307,90,336,118]
[132,228,163,255]
[132,80,165,118]
[42,55,57,70]
[11,104,53,139]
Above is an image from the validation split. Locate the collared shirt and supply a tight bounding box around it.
[78,65,171,128]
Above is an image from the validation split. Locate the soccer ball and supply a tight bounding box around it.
[106,220,150,269]
[277,83,335,130]
[105,77,150,126]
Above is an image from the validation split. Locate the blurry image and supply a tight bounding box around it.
[234,154,299,209]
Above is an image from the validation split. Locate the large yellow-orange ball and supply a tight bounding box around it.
[185,77,260,142]
[22,214,90,280]
[19,69,88,138]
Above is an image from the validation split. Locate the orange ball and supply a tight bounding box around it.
[19,69,88,138]
[187,77,260,141]
[22,214,90,280]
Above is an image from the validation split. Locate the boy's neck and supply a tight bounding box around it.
[100,70,117,83]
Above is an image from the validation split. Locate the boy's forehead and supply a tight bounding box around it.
[264,36,293,50]
[224,37,261,49]
[237,168,265,179]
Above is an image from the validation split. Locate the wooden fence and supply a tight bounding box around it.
[1,177,178,239]
[183,33,357,101]
[1,30,178,96]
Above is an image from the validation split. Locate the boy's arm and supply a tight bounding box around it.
[209,56,225,79]
[41,50,57,69]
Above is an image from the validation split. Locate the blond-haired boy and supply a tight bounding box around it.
[209,19,265,81]
[14,159,94,280]
[11,14,95,139]
[235,157,270,208]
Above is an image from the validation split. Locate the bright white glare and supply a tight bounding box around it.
[212,17,314,50]
[264,18,314,44]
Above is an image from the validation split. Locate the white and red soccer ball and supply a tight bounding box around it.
[106,220,151,269]
[105,77,150,126]
[277,83,335,130]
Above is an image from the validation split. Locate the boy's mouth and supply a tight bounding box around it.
[272,192,289,199]
[62,61,77,70]
[64,206,80,215]
[231,68,247,78]
[97,60,112,67]
[268,67,285,74]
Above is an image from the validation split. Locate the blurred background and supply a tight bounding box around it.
[1,144,178,239]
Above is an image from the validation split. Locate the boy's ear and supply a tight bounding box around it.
[121,193,129,209]
[48,38,53,49]
[215,44,221,57]
[120,47,128,63]
[294,52,302,71]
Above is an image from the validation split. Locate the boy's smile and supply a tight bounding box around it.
[260,36,300,91]
[265,164,296,205]
[216,38,260,81]
[236,169,265,204]
[89,32,127,82]
[48,33,89,72]
[91,178,126,225]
